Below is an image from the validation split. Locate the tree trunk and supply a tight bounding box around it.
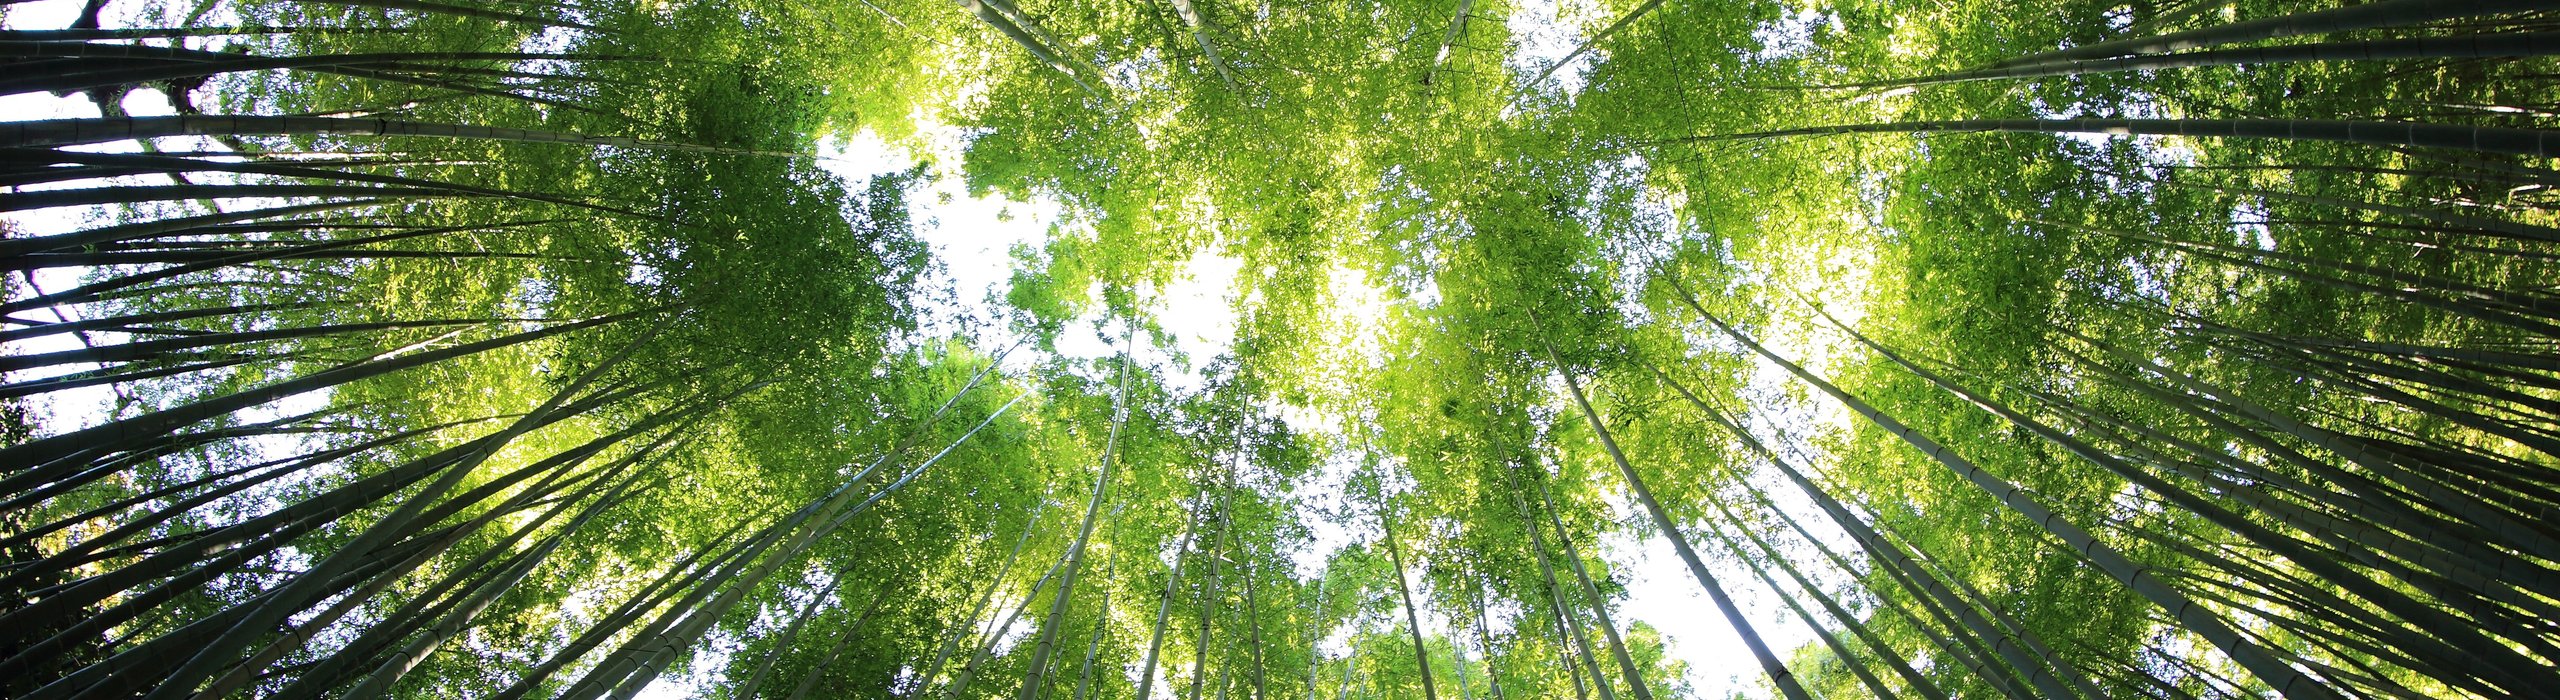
[0,318,517,372]
[1517,480,1611,700]
[294,0,597,29]
[1526,0,1668,87]
[6,149,646,218]
[1189,498,1229,700]
[1817,31,2560,91]
[1695,508,1904,700]
[1977,0,2543,70]
[1663,277,2338,700]
[1074,583,1111,700]
[0,115,792,155]
[1535,332,1812,700]
[1167,0,1238,88]
[0,45,632,96]
[2067,327,2560,562]
[733,551,876,700]
[1681,117,2560,159]
[1707,495,1951,700]
[1467,578,1506,700]
[1420,0,1473,86]
[780,591,894,700]
[67,342,657,700]
[7,219,551,306]
[954,0,1101,96]
[1307,580,1327,699]
[0,306,653,475]
[1529,471,1651,700]
[586,370,1022,700]
[1137,487,1214,700]
[1380,507,1440,700]
[343,457,659,699]
[915,507,1050,696]
[0,199,375,258]
[1667,368,2045,700]
[1244,557,1267,700]
[0,301,318,344]
[480,519,769,700]
[945,553,1072,699]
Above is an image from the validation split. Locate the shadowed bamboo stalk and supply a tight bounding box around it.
[0,307,658,475]
[1661,275,2344,700]
[1704,492,1953,700]
[914,507,1048,697]
[1526,0,1668,88]
[296,0,598,30]
[1017,347,1132,699]
[1800,31,2560,91]
[779,589,893,700]
[1976,0,2548,70]
[1135,485,1211,700]
[1512,473,1613,700]
[1694,504,1905,700]
[1168,0,1238,88]
[1379,503,1439,700]
[1533,326,1815,700]
[1669,118,2560,159]
[1659,366,2063,700]
[1530,470,1651,700]
[1,115,800,156]
[1803,302,2558,692]
[1420,0,1474,86]
[957,0,1101,97]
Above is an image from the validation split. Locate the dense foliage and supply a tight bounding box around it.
[4,0,2556,698]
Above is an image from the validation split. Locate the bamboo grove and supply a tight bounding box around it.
[1,0,2554,698]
